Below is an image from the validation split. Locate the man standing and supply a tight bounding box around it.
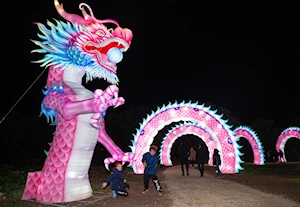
[196,144,207,177]
[142,145,163,195]
[178,142,190,176]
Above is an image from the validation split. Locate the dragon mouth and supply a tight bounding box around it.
[84,38,129,74]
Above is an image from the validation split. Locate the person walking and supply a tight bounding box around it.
[213,149,223,178]
[141,145,163,195]
[196,144,207,177]
[189,147,196,167]
[178,142,190,176]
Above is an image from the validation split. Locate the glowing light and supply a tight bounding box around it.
[234,126,265,165]
[227,152,234,157]
[107,48,123,63]
[276,127,300,162]
[158,119,164,124]
[169,109,177,117]
[129,101,243,174]
[22,0,133,203]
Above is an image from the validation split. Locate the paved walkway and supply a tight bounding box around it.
[162,165,300,207]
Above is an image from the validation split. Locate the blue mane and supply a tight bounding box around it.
[40,82,65,125]
[31,19,118,84]
[32,20,83,68]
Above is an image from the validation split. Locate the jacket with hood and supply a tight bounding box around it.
[105,167,126,191]
[196,147,208,164]
[213,149,221,166]
[178,143,190,160]
[142,152,159,175]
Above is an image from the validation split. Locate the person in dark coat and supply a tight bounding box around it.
[178,142,190,176]
[101,162,130,199]
[278,150,286,162]
[213,149,223,178]
[196,144,207,177]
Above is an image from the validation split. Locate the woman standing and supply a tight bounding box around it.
[189,147,196,167]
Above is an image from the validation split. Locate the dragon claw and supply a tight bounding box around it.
[105,163,110,171]
[91,85,125,127]
[114,103,121,108]
[114,92,118,99]
[100,96,105,104]
[104,157,116,171]
[103,153,136,171]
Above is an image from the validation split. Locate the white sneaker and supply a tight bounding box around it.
[112,190,117,199]
[142,189,148,194]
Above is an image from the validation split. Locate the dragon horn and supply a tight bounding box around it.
[79,3,120,27]
[81,7,91,21]
[54,0,93,25]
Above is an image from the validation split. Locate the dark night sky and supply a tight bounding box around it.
[3,0,300,125]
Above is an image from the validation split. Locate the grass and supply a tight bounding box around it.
[1,163,299,206]
[220,163,300,204]
[0,165,32,207]
[239,162,300,177]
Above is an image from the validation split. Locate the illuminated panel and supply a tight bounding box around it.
[276,127,300,162]
[234,126,265,165]
[160,122,216,166]
[22,0,133,203]
[129,101,243,174]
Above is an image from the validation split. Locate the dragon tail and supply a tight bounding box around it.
[22,171,42,201]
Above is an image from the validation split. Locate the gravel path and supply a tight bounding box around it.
[162,165,300,207]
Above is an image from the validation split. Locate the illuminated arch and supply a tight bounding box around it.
[234,126,265,165]
[159,122,216,166]
[129,101,243,174]
[276,127,300,162]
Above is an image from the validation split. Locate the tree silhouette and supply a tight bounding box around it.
[205,102,242,128]
[251,117,274,151]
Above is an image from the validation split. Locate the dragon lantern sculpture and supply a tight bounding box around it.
[22,0,134,203]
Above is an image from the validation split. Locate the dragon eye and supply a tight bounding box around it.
[96,30,105,37]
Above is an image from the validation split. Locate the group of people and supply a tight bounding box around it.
[101,145,163,199]
[101,143,223,200]
[266,149,286,163]
[178,142,223,178]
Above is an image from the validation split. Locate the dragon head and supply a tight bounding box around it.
[32,0,133,84]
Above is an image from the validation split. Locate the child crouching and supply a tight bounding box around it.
[102,162,129,199]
